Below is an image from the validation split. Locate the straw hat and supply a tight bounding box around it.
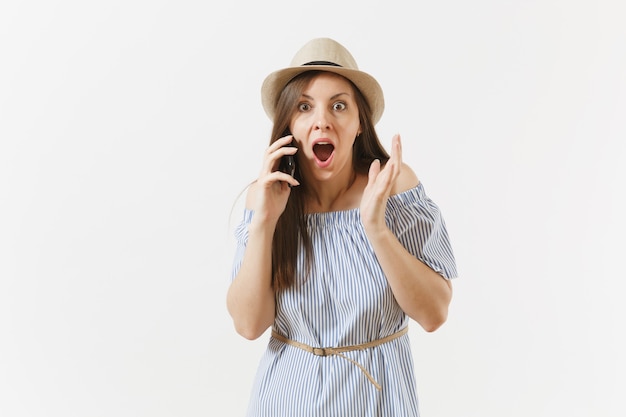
[261,38,385,125]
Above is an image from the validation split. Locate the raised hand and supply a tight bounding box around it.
[360,134,402,235]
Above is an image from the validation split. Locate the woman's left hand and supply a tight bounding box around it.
[360,134,402,234]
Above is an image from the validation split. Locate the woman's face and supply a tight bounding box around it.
[290,72,361,182]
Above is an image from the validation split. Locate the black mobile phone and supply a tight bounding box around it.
[279,133,296,179]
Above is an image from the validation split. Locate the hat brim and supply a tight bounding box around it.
[261,66,384,125]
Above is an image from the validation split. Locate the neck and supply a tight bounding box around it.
[304,168,362,213]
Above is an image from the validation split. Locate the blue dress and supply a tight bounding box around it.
[231,183,458,417]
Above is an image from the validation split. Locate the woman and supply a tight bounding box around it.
[227,37,458,417]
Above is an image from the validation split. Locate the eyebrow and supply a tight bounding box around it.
[301,92,351,100]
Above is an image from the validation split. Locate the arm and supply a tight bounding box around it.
[365,221,452,332]
[361,135,453,331]
[226,136,299,340]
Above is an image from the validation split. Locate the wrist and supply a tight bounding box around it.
[248,212,278,235]
[363,222,393,244]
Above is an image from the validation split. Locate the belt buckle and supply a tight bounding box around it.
[312,347,327,356]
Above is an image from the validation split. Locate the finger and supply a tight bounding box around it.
[263,136,294,169]
[272,171,300,187]
[262,141,298,174]
[258,170,300,189]
[270,146,298,172]
[385,134,402,181]
[267,135,295,153]
[270,145,298,163]
[393,134,402,166]
[373,154,398,196]
[367,159,381,186]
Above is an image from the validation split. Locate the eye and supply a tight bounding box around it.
[298,102,311,112]
[332,101,347,111]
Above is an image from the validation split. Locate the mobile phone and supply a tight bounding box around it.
[279,133,296,179]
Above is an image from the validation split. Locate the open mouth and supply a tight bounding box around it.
[313,143,335,162]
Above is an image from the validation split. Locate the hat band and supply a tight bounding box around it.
[302,61,342,67]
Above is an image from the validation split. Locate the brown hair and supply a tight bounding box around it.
[269,71,390,291]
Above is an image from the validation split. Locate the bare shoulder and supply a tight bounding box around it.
[392,162,420,195]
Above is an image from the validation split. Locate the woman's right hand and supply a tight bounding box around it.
[249,135,299,226]
[228,135,298,339]
[228,136,297,339]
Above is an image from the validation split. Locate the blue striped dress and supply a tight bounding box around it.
[231,183,458,417]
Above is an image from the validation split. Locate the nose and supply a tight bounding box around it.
[314,109,330,131]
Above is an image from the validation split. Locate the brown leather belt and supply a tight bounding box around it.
[271,326,409,391]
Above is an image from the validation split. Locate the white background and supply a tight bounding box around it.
[1,1,624,416]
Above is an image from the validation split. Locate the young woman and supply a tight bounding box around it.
[227,37,458,417]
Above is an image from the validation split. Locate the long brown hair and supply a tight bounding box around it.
[270,71,390,291]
